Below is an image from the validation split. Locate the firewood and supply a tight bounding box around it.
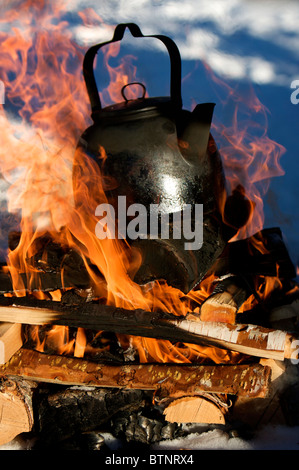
[200,276,251,324]
[0,245,91,294]
[200,292,238,324]
[232,358,299,428]
[0,348,271,398]
[111,407,179,445]
[163,396,226,424]
[0,378,35,446]
[0,296,297,361]
[36,387,147,445]
[0,323,23,364]
[6,232,95,292]
[0,269,79,294]
[210,227,296,279]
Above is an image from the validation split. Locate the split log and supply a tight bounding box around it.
[163,396,226,424]
[0,323,23,364]
[0,348,271,398]
[0,378,35,446]
[200,292,238,324]
[0,296,297,361]
[200,275,251,324]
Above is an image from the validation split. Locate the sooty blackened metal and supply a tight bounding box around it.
[74,23,249,293]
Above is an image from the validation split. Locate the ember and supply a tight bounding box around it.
[0,1,298,451]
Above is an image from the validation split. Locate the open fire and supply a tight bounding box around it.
[0,1,298,449]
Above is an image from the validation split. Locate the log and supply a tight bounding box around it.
[5,232,94,293]
[0,267,90,294]
[163,396,226,424]
[36,387,147,445]
[0,271,77,295]
[0,348,272,398]
[0,378,35,446]
[0,323,23,364]
[0,296,297,361]
[200,276,251,324]
[232,358,299,428]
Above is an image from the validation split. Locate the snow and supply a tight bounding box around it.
[154,425,299,451]
[1,424,299,451]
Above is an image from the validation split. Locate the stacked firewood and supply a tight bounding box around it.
[0,227,298,449]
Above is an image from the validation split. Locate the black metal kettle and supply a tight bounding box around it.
[74,23,243,293]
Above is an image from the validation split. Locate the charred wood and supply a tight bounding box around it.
[206,227,296,280]
[0,296,297,360]
[110,407,180,445]
[0,268,90,294]
[35,385,148,446]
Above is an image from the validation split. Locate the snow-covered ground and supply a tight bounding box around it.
[1,423,299,450]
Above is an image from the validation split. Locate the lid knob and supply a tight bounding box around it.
[121,82,147,102]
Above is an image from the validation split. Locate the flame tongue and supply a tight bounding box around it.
[0,3,286,363]
[207,65,285,241]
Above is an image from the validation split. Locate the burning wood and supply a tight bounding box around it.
[0,269,71,295]
[200,275,251,324]
[0,296,297,361]
[0,3,298,449]
[1,233,92,294]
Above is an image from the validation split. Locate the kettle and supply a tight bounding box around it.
[74,23,244,294]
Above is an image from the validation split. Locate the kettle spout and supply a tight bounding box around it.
[179,103,215,165]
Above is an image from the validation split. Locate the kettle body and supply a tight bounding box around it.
[74,23,237,293]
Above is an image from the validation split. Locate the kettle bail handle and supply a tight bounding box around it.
[83,23,182,116]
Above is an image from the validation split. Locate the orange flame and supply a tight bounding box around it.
[202,63,285,242]
[0,2,286,364]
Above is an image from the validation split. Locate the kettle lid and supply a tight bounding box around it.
[93,80,176,123]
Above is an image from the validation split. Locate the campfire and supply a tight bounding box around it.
[0,4,298,450]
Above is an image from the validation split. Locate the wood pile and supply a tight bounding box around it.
[0,227,298,449]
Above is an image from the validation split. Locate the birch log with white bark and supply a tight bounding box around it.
[0,296,297,360]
